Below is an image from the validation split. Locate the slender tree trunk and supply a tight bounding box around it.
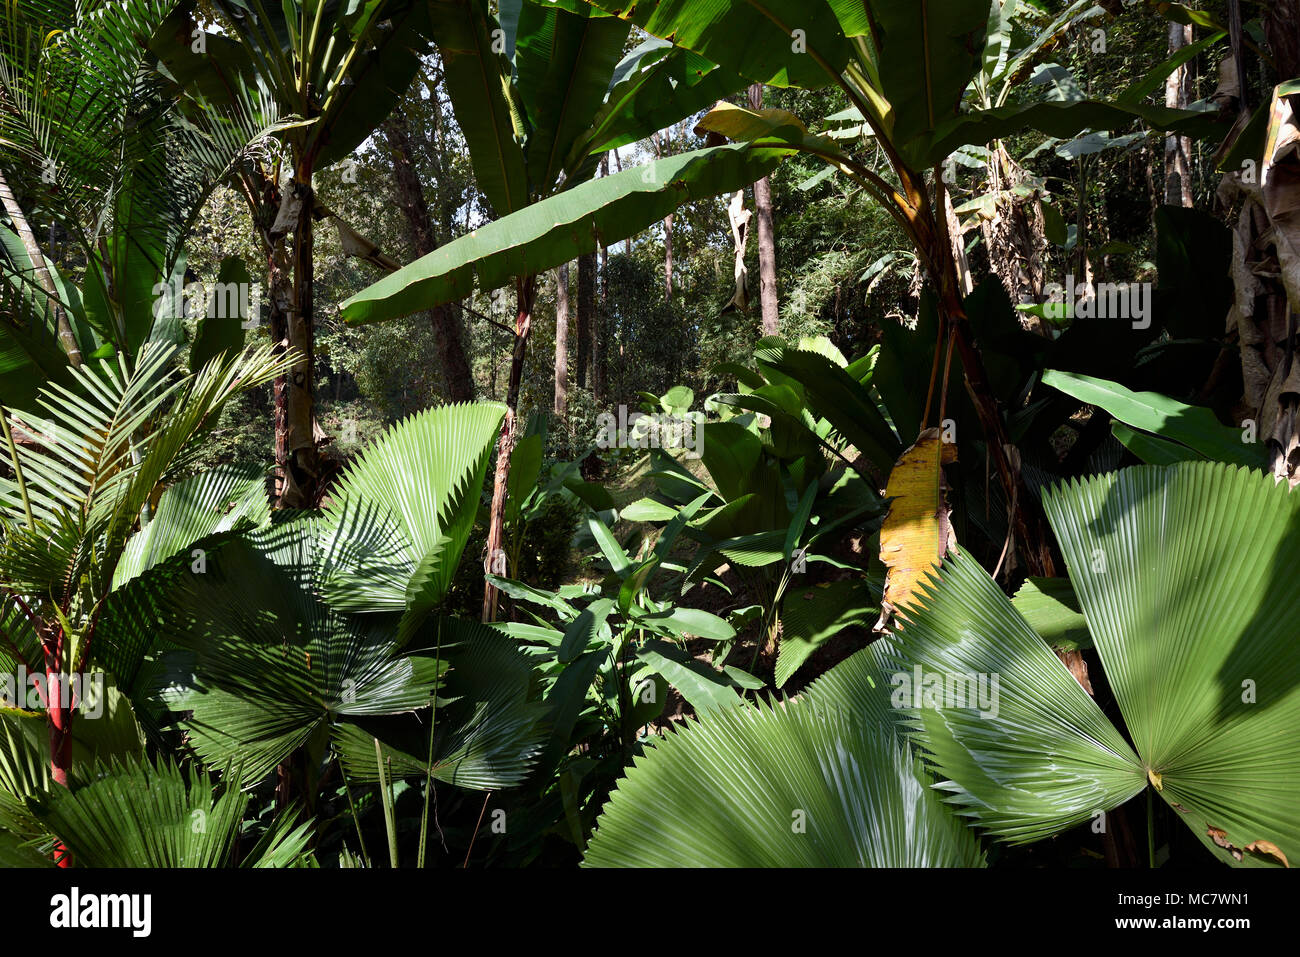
[280,160,321,508]
[483,276,537,622]
[595,156,609,402]
[1165,23,1195,207]
[576,253,596,388]
[0,169,81,366]
[651,132,675,298]
[664,213,674,298]
[381,107,474,401]
[555,263,569,416]
[748,84,780,335]
[35,617,73,866]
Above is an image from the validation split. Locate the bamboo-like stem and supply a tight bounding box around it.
[0,407,34,527]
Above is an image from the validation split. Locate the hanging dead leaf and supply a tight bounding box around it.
[1206,826,1290,866]
[1244,839,1290,868]
[1206,825,1242,860]
[875,428,956,631]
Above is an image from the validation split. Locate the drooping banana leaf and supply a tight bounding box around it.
[426,0,530,216]
[340,143,790,325]
[513,0,630,190]
[582,0,852,90]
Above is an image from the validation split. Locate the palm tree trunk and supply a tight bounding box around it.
[748,84,780,336]
[0,168,81,366]
[576,253,596,388]
[281,161,321,508]
[483,276,537,622]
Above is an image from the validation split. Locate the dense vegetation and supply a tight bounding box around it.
[0,0,1296,871]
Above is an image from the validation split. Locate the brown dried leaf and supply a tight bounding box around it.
[1244,839,1290,868]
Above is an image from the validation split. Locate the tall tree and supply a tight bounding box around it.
[748,83,780,335]
[595,154,610,401]
[381,104,475,401]
[555,263,570,416]
[1165,22,1195,207]
[653,129,675,297]
[577,252,596,389]
[340,0,775,620]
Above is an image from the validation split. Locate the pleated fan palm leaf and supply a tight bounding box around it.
[893,462,1300,867]
[156,519,446,785]
[29,757,314,867]
[333,617,548,791]
[582,691,987,868]
[317,401,506,636]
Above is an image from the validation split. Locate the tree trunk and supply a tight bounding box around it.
[595,156,609,402]
[0,169,81,366]
[652,132,675,298]
[1165,22,1195,208]
[280,161,321,508]
[664,213,675,298]
[576,252,596,389]
[381,107,474,402]
[555,263,569,416]
[748,83,780,336]
[483,276,537,622]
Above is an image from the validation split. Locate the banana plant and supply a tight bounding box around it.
[583,0,1226,580]
[891,461,1299,867]
[337,0,790,621]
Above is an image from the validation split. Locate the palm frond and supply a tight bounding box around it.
[583,695,987,868]
[33,756,313,867]
[317,401,505,638]
[897,463,1300,867]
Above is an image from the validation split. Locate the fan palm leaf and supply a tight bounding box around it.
[30,757,314,867]
[582,691,987,868]
[894,462,1300,867]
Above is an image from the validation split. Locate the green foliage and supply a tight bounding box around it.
[895,463,1300,867]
